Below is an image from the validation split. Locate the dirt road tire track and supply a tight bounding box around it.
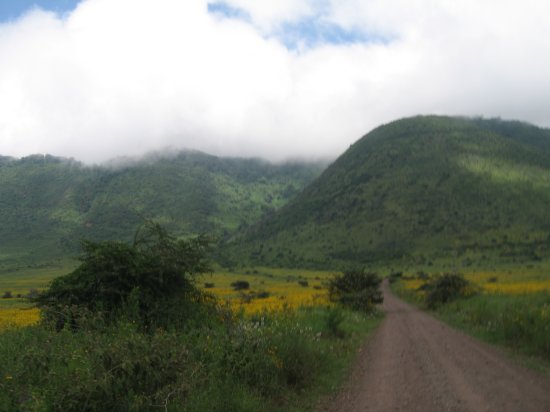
[323,280,550,412]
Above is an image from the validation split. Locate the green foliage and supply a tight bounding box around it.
[323,307,346,338]
[35,222,213,329]
[328,269,383,312]
[230,280,250,290]
[438,293,550,361]
[388,272,403,283]
[0,307,381,411]
[422,273,474,309]
[230,116,550,269]
[0,152,324,270]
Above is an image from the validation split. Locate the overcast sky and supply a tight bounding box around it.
[1,0,549,164]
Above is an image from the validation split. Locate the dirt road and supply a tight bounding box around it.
[324,280,550,412]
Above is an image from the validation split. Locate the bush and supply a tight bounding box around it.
[34,222,213,330]
[328,269,383,312]
[323,307,346,338]
[388,272,403,284]
[231,281,250,291]
[423,273,474,309]
[2,291,12,299]
[26,289,39,299]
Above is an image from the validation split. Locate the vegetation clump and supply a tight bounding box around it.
[422,273,475,309]
[231,280,250,291]
[0,224,384,411]
[328,268,383,312]
[388,272,403,284]
[35,222,214,330]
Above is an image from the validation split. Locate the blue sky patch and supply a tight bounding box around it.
[0,0,80,22]
[277,18,387,50]
[207,2,387,50]
[207,2,250,22]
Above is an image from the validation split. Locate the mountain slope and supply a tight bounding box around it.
[0,151,325,268]
[228,116,550,268]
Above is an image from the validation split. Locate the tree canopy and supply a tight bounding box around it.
[35,222,213,329]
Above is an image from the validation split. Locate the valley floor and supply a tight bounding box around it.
[324,280,550,412]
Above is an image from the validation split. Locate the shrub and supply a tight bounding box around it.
[26,288,39,299]
[231,281,250,291]
[388,272,403,283]
[2,291,12,299]
[423,273,474,309]
[298,280,309,287]
[34,222,213,330]
[328,269,383,312]
[323,307,346,338]
[416,271,429,280]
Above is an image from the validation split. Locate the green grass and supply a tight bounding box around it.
[229,116,550,269]
[0,306,381,411]
[390,269,550,369]
[436,293,550,362]
[0,259,77,297]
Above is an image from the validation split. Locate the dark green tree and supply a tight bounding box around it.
[328,269,383,312]
[35,222,213,329]
[423,273,472,309]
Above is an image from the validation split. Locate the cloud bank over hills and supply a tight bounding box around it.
[1,0,549,163]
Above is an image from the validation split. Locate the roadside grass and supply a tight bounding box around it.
[390,266,550,367]
[0,261,383,410]
[0,306,381,411]
[436,293,550,363]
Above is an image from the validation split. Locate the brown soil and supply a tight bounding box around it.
[321,280,550,412]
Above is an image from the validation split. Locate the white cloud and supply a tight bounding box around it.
[221,0,313,31]
[0,0,550,163]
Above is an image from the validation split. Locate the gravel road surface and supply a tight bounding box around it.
[324,280,550,412]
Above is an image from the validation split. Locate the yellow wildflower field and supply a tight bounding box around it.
[0,307,40,330]
[201,268,332,314]
[482,281,550,294]
[400,269,550,296]
[0,267,334,329]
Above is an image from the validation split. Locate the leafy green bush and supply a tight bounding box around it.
[35,222,213,330]
[231,281,250,291]
[423,273,474,309]
[323,307,346,338]
[0,305,381,411]
[328,269,383,312]
[388,272,403,284]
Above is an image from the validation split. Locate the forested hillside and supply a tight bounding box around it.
[228,116,550,268]
[0,151,325,268]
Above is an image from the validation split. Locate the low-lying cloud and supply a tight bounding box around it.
[1,0,549,164]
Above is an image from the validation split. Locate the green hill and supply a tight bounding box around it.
[0,151,325,270]
[227,116,550,269]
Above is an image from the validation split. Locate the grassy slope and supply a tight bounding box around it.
[228,116,550,269]
[0,152,325,272]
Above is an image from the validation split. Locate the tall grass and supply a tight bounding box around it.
[438,293,550,360]
[0,307,380,411]
[392,277,550,362]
